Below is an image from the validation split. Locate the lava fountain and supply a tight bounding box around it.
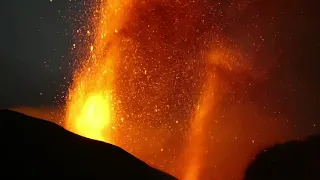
[65,0,134,143]
[64,0,246,179]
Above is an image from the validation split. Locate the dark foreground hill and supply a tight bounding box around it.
[244,134,320,180]
[0,109,177,179]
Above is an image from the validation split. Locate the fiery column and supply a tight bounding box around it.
[183,72,217,180]
[65,0,134,143]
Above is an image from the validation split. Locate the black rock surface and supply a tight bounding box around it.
[0,109,177,179]
[244,134,320,180]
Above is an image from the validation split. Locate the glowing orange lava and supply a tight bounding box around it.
[64,0,254,179]
[65,0,134,143]
[68,92,112,142]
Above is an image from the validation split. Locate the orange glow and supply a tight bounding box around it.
[183,72,217,180]
[65,0,134,143]
[67,92,112,142]
[63,0,265,179]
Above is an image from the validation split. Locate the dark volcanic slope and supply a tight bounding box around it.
[244,134,320,180]
[0,109,177,179]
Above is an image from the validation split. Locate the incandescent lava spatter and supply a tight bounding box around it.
[65,0,256,179]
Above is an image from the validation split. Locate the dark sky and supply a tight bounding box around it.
[0,0,73,108]
[225,0,320,135]
[242,0,320,135]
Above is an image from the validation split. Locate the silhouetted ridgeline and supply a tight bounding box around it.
[244,134,320,180]
[0,110,177,179]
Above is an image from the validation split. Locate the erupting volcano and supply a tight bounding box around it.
[65,0,252,179]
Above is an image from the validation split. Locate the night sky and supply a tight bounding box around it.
[0,0,73,108]
[1,0,320,179]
